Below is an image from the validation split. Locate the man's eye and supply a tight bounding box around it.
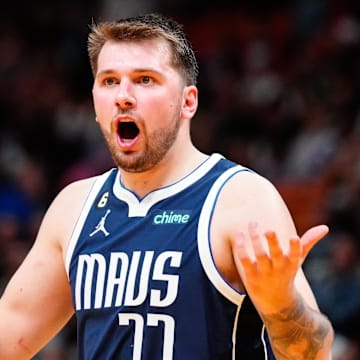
[140,76,152,84]
[104,78,117,86]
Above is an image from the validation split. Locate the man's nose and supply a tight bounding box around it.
[115,82,137,109]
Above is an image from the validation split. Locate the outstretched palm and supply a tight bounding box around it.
[232,222,329,314]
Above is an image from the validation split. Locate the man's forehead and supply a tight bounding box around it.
[96,39,174,73]
[101,38,172,57]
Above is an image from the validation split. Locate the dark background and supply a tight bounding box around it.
[1,1,360,358]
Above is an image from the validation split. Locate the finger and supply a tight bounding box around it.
[264,230,283,260]
[249,222,272,270]
[301,224,329,256]
[234,231,257,271]
[249,222,266,256]
[288,236,301,263]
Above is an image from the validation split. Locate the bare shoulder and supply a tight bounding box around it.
[50,176,97,211]
[210,170,297,287]
[215,169,296,237]
[38,176,99,252]
[217,170,288,215]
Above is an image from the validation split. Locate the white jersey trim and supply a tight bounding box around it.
[65,170,113,277]
[261,325,269,360]
[113,153,224,217]
[232,305,241,360]
[197,165,247,305]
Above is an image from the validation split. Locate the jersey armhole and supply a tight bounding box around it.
[64,169,115,277]
[197,165,249,305]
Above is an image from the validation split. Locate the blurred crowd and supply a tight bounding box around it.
[0,1,360,359]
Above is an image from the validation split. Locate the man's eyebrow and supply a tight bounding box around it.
[134,69,163,76]
[96,68,163,76]
[95,69,115,78]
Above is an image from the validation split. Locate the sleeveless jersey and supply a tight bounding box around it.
[65,153,275,359]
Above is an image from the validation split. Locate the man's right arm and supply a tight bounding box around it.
[0,179,94,359]
[0,242,74,359]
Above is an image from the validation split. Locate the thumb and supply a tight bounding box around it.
[300,224,329,255]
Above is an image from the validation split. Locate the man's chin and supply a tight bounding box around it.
[115,154,149,173]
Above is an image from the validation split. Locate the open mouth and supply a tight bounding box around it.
[117,121,139,141]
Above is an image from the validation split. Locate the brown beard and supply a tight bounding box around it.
[103,116,181,173]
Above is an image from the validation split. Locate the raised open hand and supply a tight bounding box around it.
[232,222,329,314]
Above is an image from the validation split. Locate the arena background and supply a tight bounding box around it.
[0,1,359,358]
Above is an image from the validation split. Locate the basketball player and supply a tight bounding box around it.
[0,13,333,359]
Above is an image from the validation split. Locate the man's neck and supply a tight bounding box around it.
[119,148,208,198]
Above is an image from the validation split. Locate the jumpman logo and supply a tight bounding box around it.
[90,209,111,237]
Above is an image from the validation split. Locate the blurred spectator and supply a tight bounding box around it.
[307,230,360,358]
[324,120,360,237]
[280,101,340,181]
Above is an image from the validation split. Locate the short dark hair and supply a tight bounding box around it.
[88,13,199,85]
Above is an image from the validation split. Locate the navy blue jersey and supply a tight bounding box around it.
[65,153,275,359]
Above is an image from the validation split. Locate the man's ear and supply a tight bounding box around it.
[181,85,198,120]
